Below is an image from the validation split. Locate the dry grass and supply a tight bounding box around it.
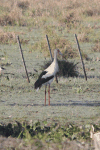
[31,32,90,60]
[0,0,100,49]
[32,34,78,58]
[92,41,100,52]
[0,29,29,44]
[77,33,90,42]
[0,1,100,149]
[0,13,25,26]
[83,7,100,17]
[0,29,16,44]
[0,0,99,55]
[0,0,100,27]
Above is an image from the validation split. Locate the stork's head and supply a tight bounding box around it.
[54,49,66,60]
[54,49,63,56]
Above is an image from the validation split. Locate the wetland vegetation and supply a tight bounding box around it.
[0,0,100,149]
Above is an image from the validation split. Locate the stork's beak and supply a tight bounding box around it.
[58,49,66,60]
[59,51,63,56]
[57,49,63,56]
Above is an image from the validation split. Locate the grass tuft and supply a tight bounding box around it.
[0,29,29,44]
[83,8,100,17]
[92,42,100,52]
[32,35,78,58]
[0,13,26,26]
[17,1,29,10]
[0,30,16,44]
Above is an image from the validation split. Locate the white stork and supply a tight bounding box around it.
[34,49,63,106]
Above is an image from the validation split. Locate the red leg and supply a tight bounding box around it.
[48,84,50,106]
[45,86,46,106]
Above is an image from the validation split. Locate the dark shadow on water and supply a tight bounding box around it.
[50,102,100,107]
[8,100,100,107]
[8,103,44,107]
[78,74,100,79]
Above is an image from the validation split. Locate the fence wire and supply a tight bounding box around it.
[0,34,97,80]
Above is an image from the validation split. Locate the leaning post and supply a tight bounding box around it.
[17,35,30,83]
[75,34,87,81]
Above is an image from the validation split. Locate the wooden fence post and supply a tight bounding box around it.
[75,34,87,81]
[17,35,30,83]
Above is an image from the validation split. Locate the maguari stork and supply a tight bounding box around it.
[34,49,63,106]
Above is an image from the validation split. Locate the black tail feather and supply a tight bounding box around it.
[34,79,42,89]
[34,75,54,89]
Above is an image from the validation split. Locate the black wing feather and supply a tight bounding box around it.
[34,71,54,89]
[38,71,47,79]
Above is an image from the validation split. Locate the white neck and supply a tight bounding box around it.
[54,50,58,62]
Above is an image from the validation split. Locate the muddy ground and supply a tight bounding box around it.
[0,28,100,149]
[0,43,100,125]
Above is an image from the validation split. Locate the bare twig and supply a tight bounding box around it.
[46,35,58,83]
[17,35,30,83]
[75,34,87,81]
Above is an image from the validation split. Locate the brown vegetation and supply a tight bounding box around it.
[92,42,100,52]
[0,1,100,149]
[0,0,100,46]
[0,29,16,44]
[0,29,29,44]
[0,0,100,27]
[32,35,78,58]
